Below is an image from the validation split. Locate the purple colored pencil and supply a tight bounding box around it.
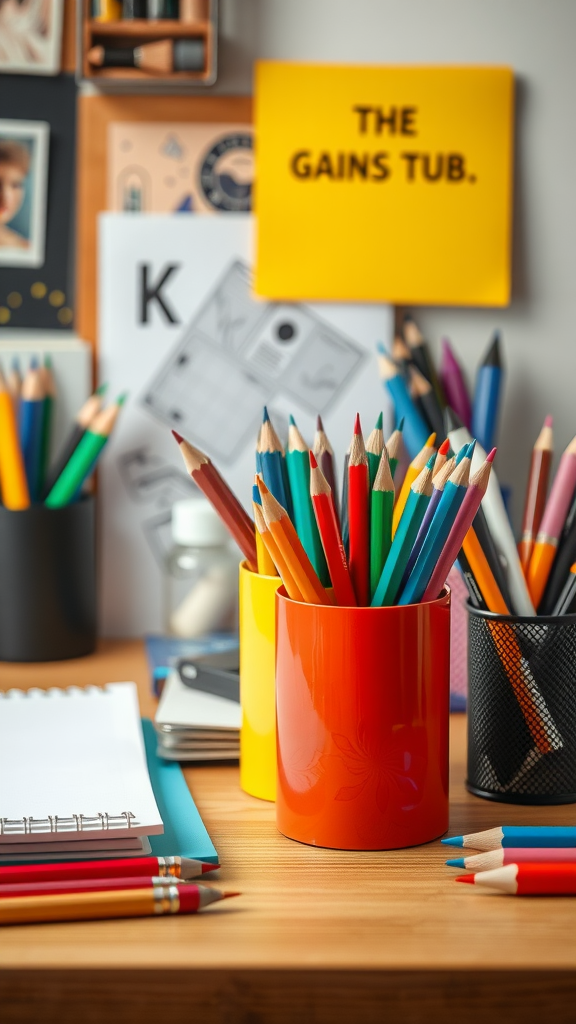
[440,338,472,431]
[422,449,496,602]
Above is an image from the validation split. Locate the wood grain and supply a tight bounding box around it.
[0,640,574,1022]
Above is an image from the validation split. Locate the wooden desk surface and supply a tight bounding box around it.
[1,640,574,1024]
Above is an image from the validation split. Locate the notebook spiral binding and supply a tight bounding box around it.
[0,812,137,836]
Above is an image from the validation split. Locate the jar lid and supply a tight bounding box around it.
[171,499,229,547]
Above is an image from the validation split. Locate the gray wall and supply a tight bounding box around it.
[217,0,576,527]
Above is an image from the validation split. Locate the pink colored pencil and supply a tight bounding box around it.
[440,338,472,431]
[422,449,496,602]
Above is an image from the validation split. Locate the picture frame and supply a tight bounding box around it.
[0,119,49,268]
[0,0,64,76]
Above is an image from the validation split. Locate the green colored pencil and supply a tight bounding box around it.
[385,417,405,480]
[370,446,394,598]
[286,415,330,586]
[365,412,384,489]
[39,355,56,492]
[371,455,434,607]
[45,395,126,508]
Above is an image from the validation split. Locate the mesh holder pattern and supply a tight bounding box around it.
[467,604,576,804]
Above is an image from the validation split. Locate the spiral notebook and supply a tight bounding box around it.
[0,683,163,854]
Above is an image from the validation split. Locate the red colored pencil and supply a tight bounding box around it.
[347,414,370,605]
[309,451,357,606]
[457,862,576,895]
[0,876,195,898]
[173,431,257,572]
[0,855,218,886]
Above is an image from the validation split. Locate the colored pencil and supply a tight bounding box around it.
[38,354,56,493]
[519,415,554,573]
[257,478,331,605]
[347,414,370,605]
[286,416,329,585]
[43,384,107,499]
[391,332,414,372]
[392,433,436,534]
[432,438,451,478]
[20,358,45,502]
[6,357,22,418]
[439,337,472,430]
[408,364,446,443]
[0,876,199,898]
[539,489,576,614]
[472,331,504,452]
[527,434,576,608]
[442,826,576,850]
[460,526,510,615]
[371,456,434,607]
[0,369,30,510]
[45,397,126,510]
[171,432,258,572]
[369,446,394,598]
[340,448,350,554]
[365,412,384,488]
[551,562,576,615]
[400,453,471,605]
[422,449,495,603]
[446,848,576,871]
[445,406,536,616]
[398,455,455,594]
[377,347,430,458]
[259,407,292,514]
[309,452,356,606]
[0,855,219,885]
[0,884,237,926]
[472,503,516,613]
[385,418,404,479]
[313,415,339,518]
[456,863,576,895]
[252,486,277,576]
[403,314,445,408]
[253,501,302,599]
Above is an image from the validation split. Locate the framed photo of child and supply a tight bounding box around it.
[0,119,49,267]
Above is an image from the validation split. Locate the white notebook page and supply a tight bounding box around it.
[0,683,163,843]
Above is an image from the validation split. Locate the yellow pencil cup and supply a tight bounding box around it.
[239,561,281,801]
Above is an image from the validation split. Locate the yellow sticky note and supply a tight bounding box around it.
[254,64,514,306]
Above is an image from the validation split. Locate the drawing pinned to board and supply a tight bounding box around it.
[141,261,367,463]
[108,123,254,213]
[0,119,49,267]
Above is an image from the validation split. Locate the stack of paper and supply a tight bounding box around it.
[155,671,240,761]
[0,683,163,861]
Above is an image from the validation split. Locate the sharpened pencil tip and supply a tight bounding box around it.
[487,447,497,463]
[316,414,324,431]
[544,415,553,428]
[289,414,296,426]
[467,440,477,458]
[222,892,241,899]
[441,836,464,846]
[438,438,450,455]
[96,382,108,395]
[172,430,184,444]
[446,858,466,868]
[426,453,437,470]
[444,406,464,433]
[262,406,270,423]
[309,450,318,469]
[455,874,475,885]
[426,432,436,447]
[570,563,576,574]
[375,411,383,430]
[397,417,405,432]
[375,340,387,355]
[354,412,361,435]
[117,392,128,406]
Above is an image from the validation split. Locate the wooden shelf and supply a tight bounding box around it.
[89,18,209,37]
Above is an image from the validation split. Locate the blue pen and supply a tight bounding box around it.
[376,344,429,459]
[20,357,45,502]
[442,826,576,850]
[399,448,472,605]
[471,331,503,452]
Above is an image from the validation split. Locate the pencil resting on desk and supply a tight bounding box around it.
[456,863,576,896]
[0,855,219,886]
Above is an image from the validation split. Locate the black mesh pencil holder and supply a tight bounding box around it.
[467,604,576,804]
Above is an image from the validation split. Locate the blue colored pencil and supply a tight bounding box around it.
[259,407,292,515]
[376,346,429,459]
[442,826,576,850]
[398,453,456,591]
[399,450,472,605]
[371,455,435,607]
[472,331,503,452]
[20,358,45,502]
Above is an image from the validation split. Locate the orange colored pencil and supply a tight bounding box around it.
[173,432,257,572]
[347,414,370,605]
[253,502,303,600]
[461,527,509,615]
[519,415,553,573]
[309,452,356,606]
[257,478,331,605]
[0,369,30,509]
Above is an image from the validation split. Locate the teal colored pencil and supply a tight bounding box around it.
[45,396,126,508]
[370,446,394,597]
[365,412,384,489]
[399,454,471,605]
[371,456,435,607]
[385,417,404,480]
[286,416,330,586]
[260,407,292,516]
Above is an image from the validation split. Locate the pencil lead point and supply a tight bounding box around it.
[444,406,464,433]
[222,891,241,899]
[96,382,108,395]
[172,430,183,444]
[257,477,269,496]
[486,447,497,463]
[426,453,437,470]
[354,413,361,435]
[375,411,383,430]
[375,340,386,355]
[483,331,503,367]
[467,440,477,458]
[445,858,466,868]
[455,874,475,884]
[262,406,270,423]
[316,414,324,431]
[309,450,318,469]
[544,414,553,428]
[397,417,405,432]
[288,414,296,426]
[426,432,436,448]
[441,836,464,846]
[117,392,128,406]
[438,438,450,455]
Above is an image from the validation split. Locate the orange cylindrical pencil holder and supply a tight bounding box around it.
[275,588,451,850]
